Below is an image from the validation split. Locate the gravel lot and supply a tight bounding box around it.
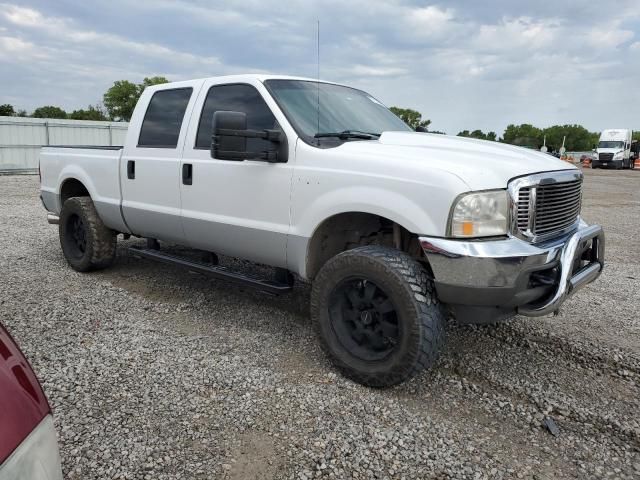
[1,169,639,479]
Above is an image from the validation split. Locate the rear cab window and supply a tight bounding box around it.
[138,88,193,148]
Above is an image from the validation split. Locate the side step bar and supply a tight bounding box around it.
[128,246,293,294]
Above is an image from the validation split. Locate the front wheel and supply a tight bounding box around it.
[311,246,445,387]
[59,196,116,272]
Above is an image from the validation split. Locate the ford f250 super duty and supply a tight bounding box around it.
[39,75,605,387]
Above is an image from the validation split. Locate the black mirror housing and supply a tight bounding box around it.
[211,111,247,161]
[211,110,287,163]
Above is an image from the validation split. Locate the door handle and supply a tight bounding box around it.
[127,160,135,179]
[182,163,193,185]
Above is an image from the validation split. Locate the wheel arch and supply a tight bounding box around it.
[59,177,91,206]
[55,169,130,234]
[302,211,427,281]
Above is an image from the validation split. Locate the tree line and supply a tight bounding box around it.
[389,107,640,151]
[0,76,168,122]
[1,83,636,150]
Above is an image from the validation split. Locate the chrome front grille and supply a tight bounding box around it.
[517,187,531,231]
[509,171,583,241]
[534,179,582,235]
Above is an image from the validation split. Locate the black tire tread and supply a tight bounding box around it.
[60,196,116,271]
[311,245,445,387]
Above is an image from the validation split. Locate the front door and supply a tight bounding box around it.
[179,81,294,267]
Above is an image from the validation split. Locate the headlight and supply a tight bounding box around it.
[449,190,509,238]
[613,151,624,159]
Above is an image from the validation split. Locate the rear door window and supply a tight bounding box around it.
[138,88,193,148]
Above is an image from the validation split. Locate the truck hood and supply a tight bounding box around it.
[339,132,576,190]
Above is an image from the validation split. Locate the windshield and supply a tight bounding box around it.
[264,79,411,142]
[598,141,624,149]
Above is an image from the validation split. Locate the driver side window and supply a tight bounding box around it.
[195,84,278,151]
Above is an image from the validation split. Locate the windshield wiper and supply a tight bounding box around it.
[314,130,380,140]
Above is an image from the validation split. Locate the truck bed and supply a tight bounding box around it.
[39,145,127,233]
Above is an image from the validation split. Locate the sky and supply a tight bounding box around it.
[0,0,639,135]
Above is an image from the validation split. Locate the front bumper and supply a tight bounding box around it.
[592,159,623,168]
[419,221,604,320]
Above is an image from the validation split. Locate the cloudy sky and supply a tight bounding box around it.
[1,0,638,135]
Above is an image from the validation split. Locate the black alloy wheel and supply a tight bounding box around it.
[328,278,400,362]
[64,214,87,259]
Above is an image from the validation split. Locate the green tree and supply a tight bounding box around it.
[542,124,597,151]
[103,76,169,121]
[103,80,139,121]
[32,106,67,119]
[69,105,108,121]
[500,123,601,151]
[501,124,543,148]
[140,76,169,91]
[0,104,15,116]
[457,129,496,141]
[389,106,431,130]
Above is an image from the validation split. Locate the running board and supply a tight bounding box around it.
[128,246,293,294]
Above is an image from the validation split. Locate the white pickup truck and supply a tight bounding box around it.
[40,74,604,387]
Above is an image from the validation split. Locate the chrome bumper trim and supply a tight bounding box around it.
[419,221,605,317]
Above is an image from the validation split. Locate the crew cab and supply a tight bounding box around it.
[39,75,605,387]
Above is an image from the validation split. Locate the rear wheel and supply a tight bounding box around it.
[59,197,116,271]
[311,246,445,387]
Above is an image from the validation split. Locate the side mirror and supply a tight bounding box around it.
[211,110,287,163]
[415,126,428,133]
[212,111,247,161]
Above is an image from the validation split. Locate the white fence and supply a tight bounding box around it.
[0,116,128,173]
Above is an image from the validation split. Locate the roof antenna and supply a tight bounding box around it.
[316,19,320,138]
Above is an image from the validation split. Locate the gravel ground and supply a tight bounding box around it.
[1,168,639,479]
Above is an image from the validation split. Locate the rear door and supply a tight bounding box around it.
[179,79,295,267]
[120,84,199,243]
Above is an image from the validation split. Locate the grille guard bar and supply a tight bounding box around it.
[517,224,604,317]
